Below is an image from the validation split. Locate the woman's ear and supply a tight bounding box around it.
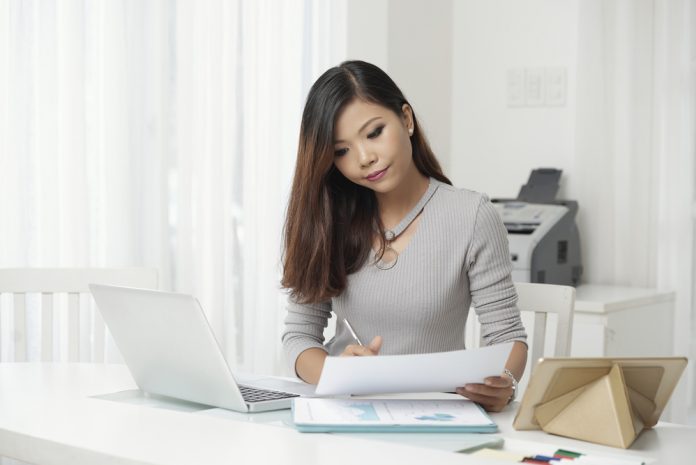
[401,103,414,134]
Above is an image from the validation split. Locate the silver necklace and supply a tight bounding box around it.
[375,179,439,270]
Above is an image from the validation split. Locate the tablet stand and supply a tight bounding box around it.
[514,357,687,449]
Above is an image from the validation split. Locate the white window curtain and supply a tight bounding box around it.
[575,0,694,422]
[652,0,695,422]
[0,0,346,375]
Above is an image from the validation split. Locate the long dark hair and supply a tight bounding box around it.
[282,60,451,304]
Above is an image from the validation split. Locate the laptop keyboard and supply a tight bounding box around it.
[238,385,300,403]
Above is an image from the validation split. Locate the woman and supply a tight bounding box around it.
[281,60,527,412]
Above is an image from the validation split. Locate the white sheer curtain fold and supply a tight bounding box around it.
[173,0,240,362]
[652,0,695,423]
[575,0,694,422]
[0,0,345,373]
[616,0,695,422]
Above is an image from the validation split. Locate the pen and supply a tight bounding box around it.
[343,318,363,346]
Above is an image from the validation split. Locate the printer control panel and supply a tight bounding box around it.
[496,202,566,235]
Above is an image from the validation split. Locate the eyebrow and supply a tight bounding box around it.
[333,116,382,144]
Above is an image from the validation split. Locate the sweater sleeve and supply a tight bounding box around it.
[281,298,332,373]
[466,195,528,346]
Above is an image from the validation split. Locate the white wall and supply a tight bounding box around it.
[345,0,453,170]
[387,0,453,170]
[450,0,578,202]
[345,0,389,68]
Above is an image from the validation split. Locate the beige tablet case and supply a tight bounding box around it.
[513,357,687,449]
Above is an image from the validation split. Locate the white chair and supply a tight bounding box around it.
[465,282,576,394]
[0,268,158,362]
[514,282,576,363]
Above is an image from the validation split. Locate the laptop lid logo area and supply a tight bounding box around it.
[89,284,297,412]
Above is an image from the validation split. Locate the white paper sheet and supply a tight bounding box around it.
[315,342,513,396]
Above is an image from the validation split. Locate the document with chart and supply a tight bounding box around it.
[291,398,497,433]
[315,342,513,396]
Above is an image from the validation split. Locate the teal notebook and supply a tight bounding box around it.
[291,398,498,433]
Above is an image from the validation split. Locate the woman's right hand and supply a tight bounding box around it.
[340,336,383,357]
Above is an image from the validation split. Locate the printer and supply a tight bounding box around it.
[492,168,582,286]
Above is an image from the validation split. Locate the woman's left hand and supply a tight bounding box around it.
[456,376,513,412]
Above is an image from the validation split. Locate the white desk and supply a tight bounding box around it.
[1,364,693,464]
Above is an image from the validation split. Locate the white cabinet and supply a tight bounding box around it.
[571,285,675,357]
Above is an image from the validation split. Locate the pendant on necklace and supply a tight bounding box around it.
[376,243,398,270]
[372,180,438,272]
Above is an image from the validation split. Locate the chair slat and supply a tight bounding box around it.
[554,291,575,356]
[0,294,2,360]
[41,293,54,361]
[13,294,27,362]
[68,293,80,362]
[92,301,105,363]
[531,312,547,370]
[80,295,91,362]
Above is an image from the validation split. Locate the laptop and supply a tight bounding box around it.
[90,284,315,412]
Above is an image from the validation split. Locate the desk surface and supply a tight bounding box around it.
[574,285,675,314]
[0,364,693,465]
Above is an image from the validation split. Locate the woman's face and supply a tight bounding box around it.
[332,98,414,195]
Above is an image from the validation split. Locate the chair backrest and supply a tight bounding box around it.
[466,281,576,367]
[0,268,158,363]
[514,282,576,364]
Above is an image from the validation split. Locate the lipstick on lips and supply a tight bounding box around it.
[366,167,388,182]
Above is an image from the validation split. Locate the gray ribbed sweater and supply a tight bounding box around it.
[282,179,527,372]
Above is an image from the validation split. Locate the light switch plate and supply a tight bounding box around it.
[545,67,567,106]
[507,68,526,107]
[525,68,544,106]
